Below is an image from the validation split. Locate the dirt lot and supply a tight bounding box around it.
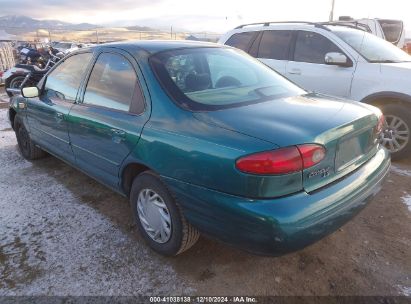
[0,89,410,296]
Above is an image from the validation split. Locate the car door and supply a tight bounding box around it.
[256,30,293,75]
[286,30,355,98]
[25,52,93,163]
[68,50,150,188]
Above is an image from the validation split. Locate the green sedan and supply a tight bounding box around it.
[8,41,390,256]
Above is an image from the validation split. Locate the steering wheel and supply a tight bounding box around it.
[215,76,241,88]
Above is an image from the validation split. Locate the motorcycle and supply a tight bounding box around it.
[4,50,63,97]
[18,44,46,67]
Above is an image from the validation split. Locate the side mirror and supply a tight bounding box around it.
[22,87,39,98]
[325,52,352,67]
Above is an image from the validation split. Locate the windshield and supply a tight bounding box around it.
[150,47,305,111]
[334,29,411,63]
[54,43,72,49]
[378,19,403,44]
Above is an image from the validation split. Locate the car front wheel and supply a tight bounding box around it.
[379,104,411,160]
[14,119,46,160]
[130,171,199,256]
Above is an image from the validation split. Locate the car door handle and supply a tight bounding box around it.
[111,128,126,137]
[56,112,64,120]
[111,129,126,144]
[288,69,302,75]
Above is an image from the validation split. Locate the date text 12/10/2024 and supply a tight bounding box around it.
[149,296,257,303]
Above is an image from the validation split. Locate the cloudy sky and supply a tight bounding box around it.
[0,0,410,32]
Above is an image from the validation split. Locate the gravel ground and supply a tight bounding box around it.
[0,104,410,296]
[0,87,8,109]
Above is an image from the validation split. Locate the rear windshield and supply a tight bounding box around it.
[150,47,305,111]
[378,20,403,44]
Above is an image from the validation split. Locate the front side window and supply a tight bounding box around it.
[45,52,92,102]
[83,53,137,112]
[294,31,341,64]
[258,30,293,60]
[150,47,305,111]
[334,29,411,63]
[225,32,256,52]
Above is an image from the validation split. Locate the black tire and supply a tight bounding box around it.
[130,171,199,256]
[14,119,46,160]
[6,75,26,97]
[379,104,411,161]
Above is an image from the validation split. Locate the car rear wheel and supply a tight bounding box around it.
[379,104,411,160]
[14,119,46,160]
[130,171,199,256]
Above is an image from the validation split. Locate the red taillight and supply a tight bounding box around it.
[376,114,385,135]
[236,144,325,175]
[297,144,326,168]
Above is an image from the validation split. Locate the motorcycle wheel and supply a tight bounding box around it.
[6,75,27,97]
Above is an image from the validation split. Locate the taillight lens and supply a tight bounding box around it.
[297,144,326,168]
[236,144,326,175]
[376,114,385,135]
[236,147,302,175]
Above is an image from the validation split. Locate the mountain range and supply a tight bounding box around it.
[0,15,160,33]
[0,15,98,30]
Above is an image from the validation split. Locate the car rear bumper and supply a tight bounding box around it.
[162,148,390,255]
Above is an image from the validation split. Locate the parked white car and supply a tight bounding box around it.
[219,22,411,159]
[53,42,85,54]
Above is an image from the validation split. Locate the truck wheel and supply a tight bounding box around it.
[14,119,46,160]
[130,171,199,256]
[379,104,411,160]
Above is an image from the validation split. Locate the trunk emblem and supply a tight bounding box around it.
[308,167,331,179]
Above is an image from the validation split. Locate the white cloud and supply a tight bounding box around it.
[1,0,411,33]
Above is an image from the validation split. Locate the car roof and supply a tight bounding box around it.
[326,25,368,33]
[229,22,366,33]
[94,40,222,54]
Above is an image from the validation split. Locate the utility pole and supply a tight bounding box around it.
[329,0,336,21]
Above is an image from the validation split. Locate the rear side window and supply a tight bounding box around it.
[258,30,293,60]
[45,53,92,102]
[294,31,341,64]
[225,32,256,51]
[83,53,138,112]
[248,32,262,57]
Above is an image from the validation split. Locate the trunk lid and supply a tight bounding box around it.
[193,93,380,192]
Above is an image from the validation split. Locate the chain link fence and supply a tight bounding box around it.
[1,27,222,43]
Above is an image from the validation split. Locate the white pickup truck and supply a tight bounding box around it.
[336,17,405,49]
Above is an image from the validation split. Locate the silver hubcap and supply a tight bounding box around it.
[137,189,172,243]
[381,115,410,153]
